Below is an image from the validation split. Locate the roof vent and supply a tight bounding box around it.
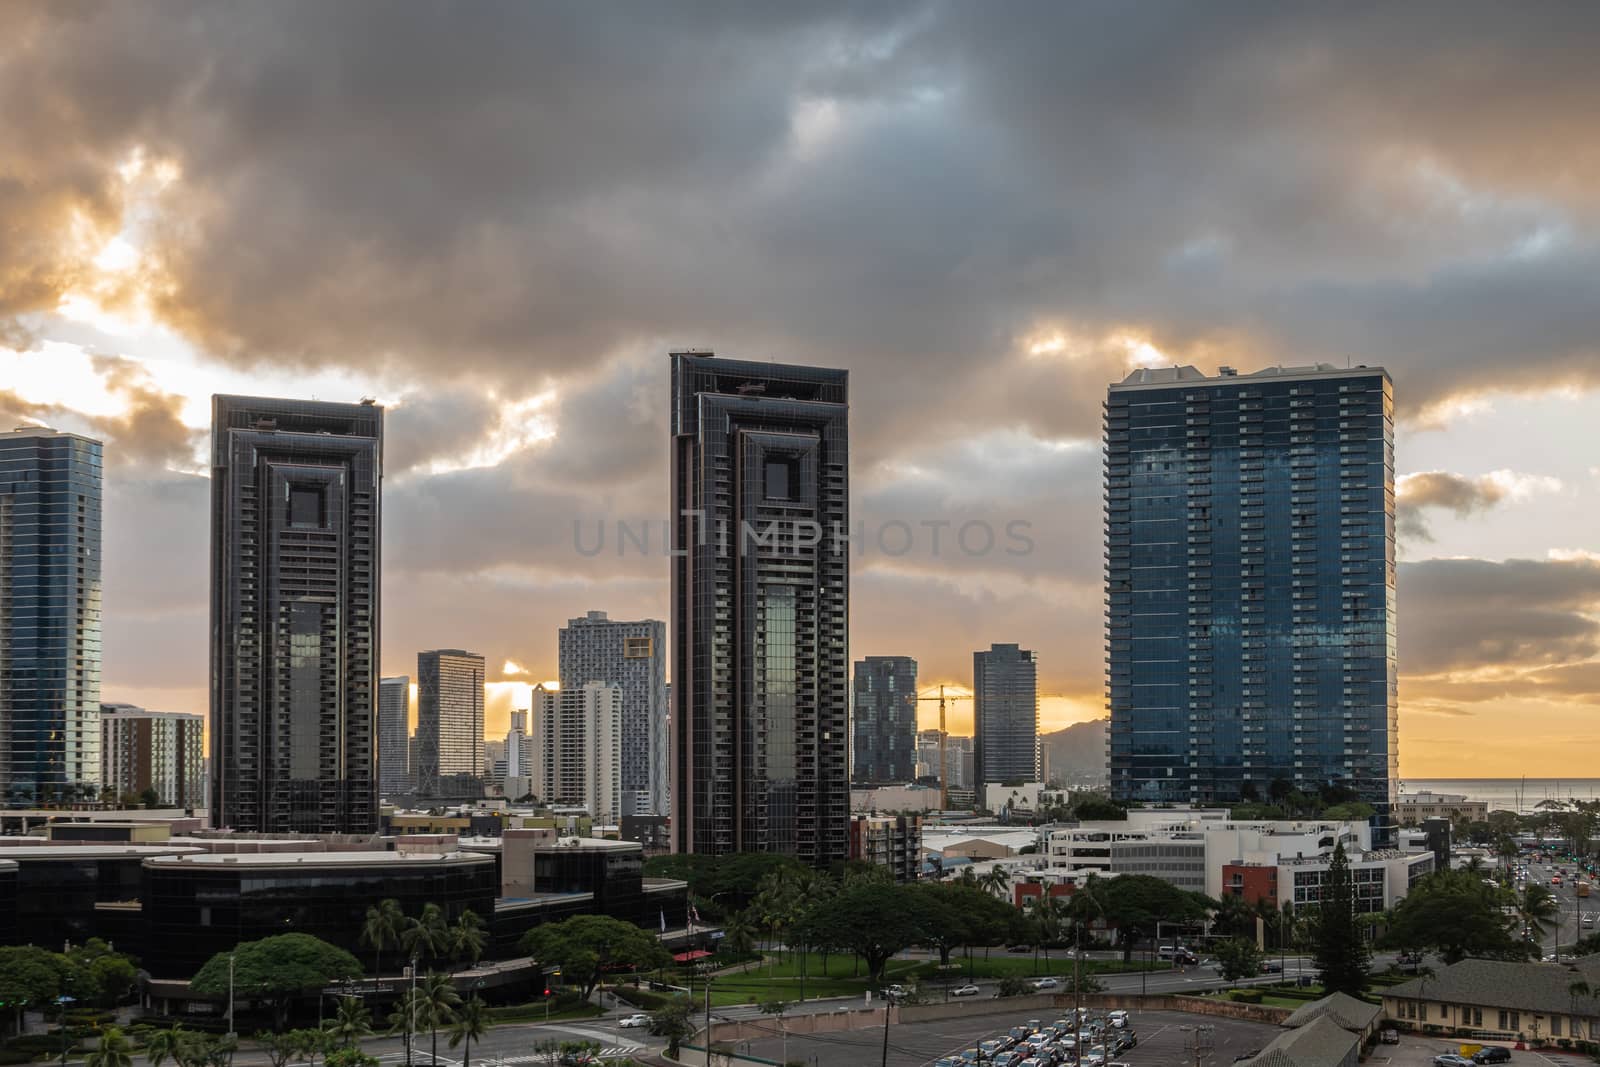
[1218,366,1237,377]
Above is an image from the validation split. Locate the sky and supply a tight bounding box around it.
[5,2,1600,778]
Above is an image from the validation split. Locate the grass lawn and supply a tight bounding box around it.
[662,950,1166,1007]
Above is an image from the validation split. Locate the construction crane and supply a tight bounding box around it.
[916,684,973,810]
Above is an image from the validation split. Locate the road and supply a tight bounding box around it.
[1521,856,1598,954]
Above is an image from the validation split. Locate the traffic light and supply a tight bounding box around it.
[543,987,552,997]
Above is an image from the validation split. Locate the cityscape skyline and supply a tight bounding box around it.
[8,5,1600,778]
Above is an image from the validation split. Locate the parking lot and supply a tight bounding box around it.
[733,1007,1285,1066]
[1365,1031,1586,1066]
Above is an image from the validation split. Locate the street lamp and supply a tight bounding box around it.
[226,954,236,1039]
[55,995,76,1067]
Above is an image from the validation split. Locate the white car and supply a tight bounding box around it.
[1032,977,1060,990]
[619,1013,652,1028]
[952,983,982,997]
[1108,1010,1129,1028]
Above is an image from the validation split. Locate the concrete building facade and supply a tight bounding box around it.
[532,682,622,821]
[558,611,667,817]
[378,676,410,797]
[100,704,203,808]
[415,649,484,796]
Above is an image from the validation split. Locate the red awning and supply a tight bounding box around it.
[673,949,713,962]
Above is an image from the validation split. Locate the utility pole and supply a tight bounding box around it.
[880,997,891,1067]
[226,954,236,1039]
[406,956,418,1067]
[703,974,713,1067]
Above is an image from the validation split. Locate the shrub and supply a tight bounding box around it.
[1229,989,1263,1004]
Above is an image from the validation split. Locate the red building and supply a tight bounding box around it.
[1222,862,1279,907]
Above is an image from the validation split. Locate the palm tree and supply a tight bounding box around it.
[1034,895,1064,974]
[142,1026,184,1067]
[417,972,462,1065]
[1522,883,1561,942]
[722,910,757,957]
[402,904,451,968]
[450,910,487,971]
[981,867,1010,900]
[87,1026,134,1067]
[384,989,423,1066]
[361,898,405,978]
[324,996,372,1049]
[447,996,490,1067]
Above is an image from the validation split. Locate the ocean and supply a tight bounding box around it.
[1404,778,1600,815]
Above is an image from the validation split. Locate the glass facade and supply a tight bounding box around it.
[973,644,1039,785]
[1105,365,1397,834]
[0,428,103,807]
[141,853,497,978]
[210,396,383,834]
[670,352,850,862]
[377,676,410,797]
[852,656,918,784]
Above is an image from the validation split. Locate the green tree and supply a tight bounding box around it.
[86,1025,134,1067]
[794,882,921,985]
[0,944,64,1019]
[290,1029,333,1067]
[719,911,757,957]
[415,973,461,1067]
[1212,938,1261,983]
[980,867,1010,899]
[1092,874,1208,962]
[324,996,372,1049]
[1383,868,1527,964]
[360,899,405,979]
[401,904,451,968]
[138,787,161,809]
[649,997,695,1059]
[519,915,671,999]
[1520,883,1560,942]
[190,934,363,1030]
[1311,842,1370,995]
[449,911,487,970]
[996,975,1030,997]
[324,1051,378,1067]
[447,996,489,1067]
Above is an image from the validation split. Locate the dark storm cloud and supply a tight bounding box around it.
[8,0,1600,455]
[1399,556,1600,677]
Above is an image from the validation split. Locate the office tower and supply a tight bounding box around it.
[0,427,103,807]
[973,644,1039,785]
[209,396,382,833]
[378,676,410,798]
[558,611,667,816]
[852,656,918,783]
[670,352,850,862]
[415,649,485,795]
[1104,364,1397,826]
[100,703,203,808]
[532,682,622,820]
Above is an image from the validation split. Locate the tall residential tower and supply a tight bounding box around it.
[1104,364,1397,828]
[415,649,484,796]
[973,644,1039,785]
[209,396,383,833]
[670,352,850,862]
[851,656,918,784]
[0,427,103,806]
[377,676,410,797]
[558,611,667,816]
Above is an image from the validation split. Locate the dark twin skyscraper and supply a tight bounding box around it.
[209,396,383,834]
[1105,364,1397,831]
[852,656,918,784]
[671,352,850,863]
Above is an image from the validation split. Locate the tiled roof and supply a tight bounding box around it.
[1384,956,1600,1015]
[1239,1015,1359,1067]
[1283,991,1383,1032]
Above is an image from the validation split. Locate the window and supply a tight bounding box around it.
[623,637,653,659]
[288,486,324,528]
[764,457,798,501]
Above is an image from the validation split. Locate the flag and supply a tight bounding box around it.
[690,903,701,924]
[660,909,667,933]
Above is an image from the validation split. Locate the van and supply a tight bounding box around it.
[1158,945,1199,964]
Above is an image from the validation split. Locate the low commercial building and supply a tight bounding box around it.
[1238,1015,1359,1067]
[1396,791,1488,824]
[980,782,1068,816]
[1384,957,1600,1043]
[142,849,498,977]
[850,784,945,813]
[1283,992,1383,1045]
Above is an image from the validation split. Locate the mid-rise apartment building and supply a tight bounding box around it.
[100,704,203,808]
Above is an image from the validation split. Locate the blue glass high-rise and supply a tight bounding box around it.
[1104,365,1396,835]
[0,427,103,807]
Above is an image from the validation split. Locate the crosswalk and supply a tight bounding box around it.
[364,1051,642,1067]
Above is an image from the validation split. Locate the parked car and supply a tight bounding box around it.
[952,984,982,997]
[619,1013,652,1028]
[1107,1010,1130,1028]
[1472,1049,1513,1064]
[1379,1029,1399,1045]
[1434,1056,1476,1067]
